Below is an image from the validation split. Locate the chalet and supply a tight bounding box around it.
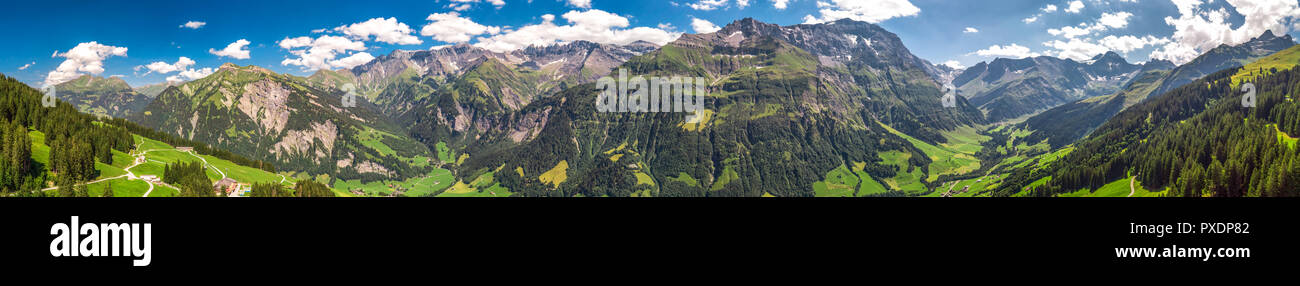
[213,178,250,197]
[176,147,194,152]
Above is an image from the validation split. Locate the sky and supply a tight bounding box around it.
[1,0,1297,87]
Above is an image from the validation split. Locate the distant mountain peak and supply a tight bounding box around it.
[719,17,782,36]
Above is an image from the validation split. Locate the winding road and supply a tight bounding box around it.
[42,144,214,197]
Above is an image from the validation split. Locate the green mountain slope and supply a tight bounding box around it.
[53,75,152,118]
[994,63,1300,197]
[134,63,434,181]
[434,18,987,197]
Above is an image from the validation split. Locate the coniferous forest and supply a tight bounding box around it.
[995,68,1300,197]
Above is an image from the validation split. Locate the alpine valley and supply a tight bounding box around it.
[3,17,1299,197]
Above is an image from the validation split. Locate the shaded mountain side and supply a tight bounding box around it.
[995,65,1300,197]
[1019,68,1170,148]
[1016,32,1296,148]
[431,18,986,197]
[953,52,1143,123]
[134,63,433,180]
[53,75,152,118]
[307,40,656,120]
[1148,31,1295,99]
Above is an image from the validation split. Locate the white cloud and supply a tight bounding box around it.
[692,18,721,33]
[45,41,128,86]
[1099,35,1170,54]
[1023,16,1039,24]
[473,9,681,52]
[1042,4,1058,13]
[567,0,592,8]
[774,0,791,10]
[209,39,251,59]
[141,56,216,82]
[143,57,196,74]
[1046,12,1132,39]
[279,35,370,71]
[1097,12,1133,29]
[802,0,920,24]
[1151,0,1300,64]
[18,62,34,70]
[421,12,502,43]
[448,0,506,9]
[963,27,979,33]
[971,43,1040,59]
[166,67,215,83]
[737,0,749,8]
[689,0,729,11]
[180,21,206,29]
[1064,1,1084,13]
[942,60,965,69]
[1048,25,1098,38]
[329,52,376,69]
[335,17,423,45]
[1042,38,1109,61]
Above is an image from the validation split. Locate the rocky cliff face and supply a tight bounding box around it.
[135,63,434,180]
[306,40,659,120]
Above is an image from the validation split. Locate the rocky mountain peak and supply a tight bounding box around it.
[719,17,783,37]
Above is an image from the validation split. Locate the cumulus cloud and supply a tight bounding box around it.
[1042,38,1109,61]
[18,62,34,70]
[971,43,1040,59]
[1047,12,1132,39]
[1023,16,1039,24]
[180,21,206,29]
[209,39,251,59]
[963,27,979,33]
[1151,0,1300,64]
[143,57,196,74]
[689,0,730,11]
[942,60,965,69]
[1099,35,1170,54]
[1097,12,1133,29]
[448,0,505,9]
[473,9,681,52]
[335,17,423,45]
[774,0,791,10]
[802,0,920,24]
[329,52,376,69]
[1064,0,1084,13]
[45,41,128,86]
[279,35,370,71]
[421,12,502,43]
[566,0,592,8]
[166,67,215,83]
[692,18,721,34]
[1042,4,1058,13]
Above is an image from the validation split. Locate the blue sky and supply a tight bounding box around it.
[2,0,1297,87]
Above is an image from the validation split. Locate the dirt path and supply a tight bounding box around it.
[1128,176,1136,197]
[41,144,149,194]
[185,150,226,180]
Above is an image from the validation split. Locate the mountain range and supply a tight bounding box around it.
[15,17,1300,197]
